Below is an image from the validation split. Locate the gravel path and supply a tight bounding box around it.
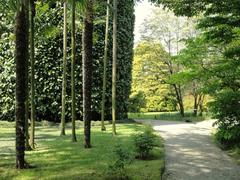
[136,120,240,180]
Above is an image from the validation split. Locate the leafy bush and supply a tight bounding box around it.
[128,91,146,113]
[0,33,15,120]
[106,144,133,180]
[210,90,240,147]
[133,126,157,159]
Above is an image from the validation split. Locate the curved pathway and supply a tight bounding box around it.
[136,120,240,180]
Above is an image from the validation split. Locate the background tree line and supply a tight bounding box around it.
[132,0,240,147]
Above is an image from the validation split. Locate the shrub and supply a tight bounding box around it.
[210,90,240,147]
[133,126,157,159]
[106,144,133,180]
[128,91,146,113]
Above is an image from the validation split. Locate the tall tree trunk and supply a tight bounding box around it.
[15,1,29,169]
[24,0,31,151]
[71,0,77,142]
[112,0,117,136]
[60,0,67,136]
[29,0,36,149]
[101,0,110,131]
[82,0,93,148]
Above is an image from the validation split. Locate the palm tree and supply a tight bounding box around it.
[29,0,36,149]
[60,0,68,136]
[112,0,117,135]
[71,0,77,142]
[15,0,29,168]
[101,0,110,132]
[82,0,93,148]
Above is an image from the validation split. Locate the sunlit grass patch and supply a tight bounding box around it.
[0,122,164,180]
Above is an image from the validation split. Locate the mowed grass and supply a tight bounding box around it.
[128,111,212,121]
[0,121,164,180]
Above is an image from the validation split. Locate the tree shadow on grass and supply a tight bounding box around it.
[0,123,164,179]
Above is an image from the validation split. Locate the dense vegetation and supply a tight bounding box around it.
[0,1,134,122]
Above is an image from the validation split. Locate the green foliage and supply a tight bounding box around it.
[133,126,157,159]
[128,91,146,113]
[210,90,240,147]
[106,144,133,180]
[0,34,15,120]
[131,42,178,112]
[156,0,240,63]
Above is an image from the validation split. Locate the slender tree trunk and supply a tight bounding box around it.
[101,0,110,131]
[193,94,198,117]
[82,0,93,148]
[173,84,184,117]
[60,0,67,136]
[167,58,184,117]
[15,1,29,169]
[71,0,77,142]
[112,0,117,136]
[198,95,204,116]
[29,0,36,149]
[178,85,184,117]
[24,0,31,151]
[179,99,184,117]
[25,100,31,150]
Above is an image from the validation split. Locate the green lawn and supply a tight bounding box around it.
[0,121,164,180]
[128,111,212,121]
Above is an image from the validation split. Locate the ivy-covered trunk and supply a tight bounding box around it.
[115,0,135,120]
[71,0,77,142]
[83,0,93,148]
[15,2,29,169]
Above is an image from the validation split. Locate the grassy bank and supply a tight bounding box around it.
[128,111,212,121]
[0,121,164,180]
[212,130,240,165]
[228,147,240,165]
